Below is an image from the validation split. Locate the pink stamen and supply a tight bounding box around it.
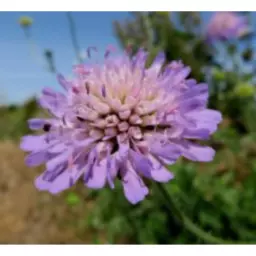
[73,64,91,76]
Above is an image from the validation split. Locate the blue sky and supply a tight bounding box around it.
[0,12,131,104]
[0,12,251,105]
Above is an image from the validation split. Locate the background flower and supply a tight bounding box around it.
[206,12,249,42]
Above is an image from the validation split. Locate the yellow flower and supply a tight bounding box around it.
[234,83,255,98]
[212,67,225,81]
[18,16,33,28]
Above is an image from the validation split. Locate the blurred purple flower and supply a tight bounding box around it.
[20,48,222,204]
[206,12,249,42]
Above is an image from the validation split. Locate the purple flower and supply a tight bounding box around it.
[206,12,249,42]
[20,48,222,204]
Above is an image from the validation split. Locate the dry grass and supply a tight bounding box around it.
[0,140,101,244]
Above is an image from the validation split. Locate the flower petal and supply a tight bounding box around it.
[147,51,165,76]
[180,84,209,102]
[25,151,47,167]
[180,141,215,162]
[20,135,47,152]
[180,98,206,113]
[132,49,148,70]
[49,171,75,194]
[35,165,67,191]
[148,136,181,162]
[38,89,67,117]
[35,174,51,191]
[46,150,71,170]
[48,143,68,153]
[148,155,174,182]
[106,155,119,189]
[85,160,107,189]
[57,74,72,90]
[122,167,149,204]
[35,163,84,194]
[186,109,222,134]
[172,67,191,85]
[129,150,152,178]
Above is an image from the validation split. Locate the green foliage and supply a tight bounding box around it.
[66,192,81,206]
[0,98,40,141]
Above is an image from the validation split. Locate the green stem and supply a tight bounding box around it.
[123,212,140,244]
[66,12,83,64]
[155,183,252,244]
[23,28,46,70]
[143,13,154,50]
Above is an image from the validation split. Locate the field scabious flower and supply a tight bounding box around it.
[20,48,222,204]
[206,12,249,42]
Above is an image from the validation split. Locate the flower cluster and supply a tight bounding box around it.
[20,49,222,204]
[206,12,248,42]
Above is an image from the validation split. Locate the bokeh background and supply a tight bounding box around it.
[1,11,256,244]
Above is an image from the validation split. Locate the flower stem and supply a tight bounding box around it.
[22,28,47,71]
[154,183,235,244]
[66,12,83,64]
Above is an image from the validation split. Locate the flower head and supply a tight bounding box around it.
[20,48,222,204]
[19,16,33,28]
[206,12,249,42]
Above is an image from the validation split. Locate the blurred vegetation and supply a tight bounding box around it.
[1,12,256,244]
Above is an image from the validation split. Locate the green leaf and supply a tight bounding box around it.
[66,192,80,206]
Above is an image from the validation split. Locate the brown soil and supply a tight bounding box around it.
[0,141,102,244]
